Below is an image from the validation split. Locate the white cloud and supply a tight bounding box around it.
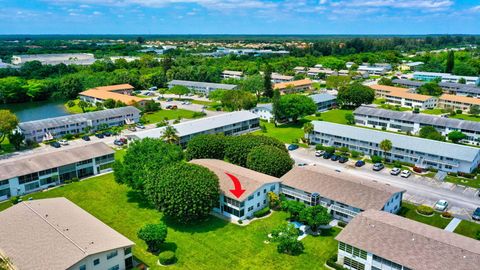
[470,5,480,12]
[332,0,453,9]
[92,11,102,15]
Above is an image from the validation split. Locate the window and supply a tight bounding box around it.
[338,242,367,260]
[257,192,260,196]
[248,195,254,201]
[79,265,86,270]
[108,265,119,270]
[124,247,132,255]
[263,189,266,194]
[270,185,275,192]
[344,257,365,270]
[107,250,118,260]
[248,206,254,211]
[93,259,100,266]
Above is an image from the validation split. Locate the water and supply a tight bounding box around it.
[0,100,70,122]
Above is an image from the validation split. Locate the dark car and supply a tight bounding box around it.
[323,152,333,159]
[473,207,480,221]
[95,133,104,139]
[103,131,112,137]
[287,144,299,151]
[338,156,349,163]
[50,141,61,148]
[355,160,365,167]
[330,155,339,161]
[81,135,90,141]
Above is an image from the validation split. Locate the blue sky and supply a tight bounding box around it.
[0,0,479,34]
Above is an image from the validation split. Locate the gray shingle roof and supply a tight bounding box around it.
[392,79,424,87]
[309,93,336,104]
[0,198,134,270]
[312,121,480,162]
[354,105,480,133]
[18,106,141,131]
[393,79,480,94]
[336,210,480,270]
[168,80,237,90]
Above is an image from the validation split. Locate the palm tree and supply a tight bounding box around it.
[303,122,314,144]
[379,139,392,161]
[161,125,179,144]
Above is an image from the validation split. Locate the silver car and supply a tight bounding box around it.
[434,200,449,211]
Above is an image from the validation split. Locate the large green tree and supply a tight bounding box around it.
[418,82,442,96]
[299,205,332,232]
[221,90,257,111]
[0,110,19,148]
[281,200,306,221]
[445,50,454,73]
[225,135,287,167]
[137,223,168,252]
[185,134,227,161]
[419,126,445,141]
[240,74,264,98]
[58,75,84,99]
[113,138,184,191]
[263,65,273,98]
[270,223,304,255]
[337,83,375,108]
[170,85,190,98]
[277,94,316,122]
[448,131,467,143]
[246,145,294,177]
[144,162,220,223]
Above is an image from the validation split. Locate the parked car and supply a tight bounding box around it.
[136,124,145,129]
[315,150,325,157]
[59,139,69,146]
[149,86,158,91]
[166,98,173,102]
[95,133,104,139]
[171,105,178,110]
[103,131,112,137]
[373,163,385,171]
[390,167,401,176]
[323,152,333,159]
[472,207,480,221]
[184,101,192,105]
[50,141,61,148]
[119,137,128,144]
[287,144,299,151]
[113,139,124,146]
[81,135,90,141]
[128,126,136,132]
[434,200,449,211]
[400,170,411,178]
[355,160,365,167]
[165,105,173,109]
[338,156,349,163]
[297,163,307,167]
[330,155,339,161]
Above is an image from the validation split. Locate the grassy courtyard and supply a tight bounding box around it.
[253,121,306,144]
[141,109,201,124]
[454,220,480,239]
[64,99,98,114]
[445,175,480,189]
[398,202,451,229]
[0,173,340,270]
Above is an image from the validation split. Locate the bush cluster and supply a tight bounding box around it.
[137,223,168,252]
[158,251,176,265]
[337,221,347,228]
[224,135,287,167]
[246,145,294,177]
[441,212,453,219]
[417,205,434,216]
[253,206,271,218]
[326,254,345,270]
[185,134,227,161]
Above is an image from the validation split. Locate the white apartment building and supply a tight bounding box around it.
[357,65,387,75]
[438,94,480,112]
[413,71,480,85]
[0,198,134,270]
[251,103,274,122]
[335,210,480,270]
[310,121,480,173]
[280,167,404,222]
[370,85,437,110]
[0,143,115,200]
[167,80,237,95]
[222,70,244,79]
[191,159,280,222]
[271,73,294,83]
[18,106,141,142]
[11,53,96,65]
[309,93,337,111]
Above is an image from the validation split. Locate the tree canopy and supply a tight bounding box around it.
[337,83,375,108]
[277,94,316,122]
[246,145,294,177]
[0,110,19,147]
[419,126,445,141]
[185,134,227,161]
[225,135,287,167]
[221,90,257,111]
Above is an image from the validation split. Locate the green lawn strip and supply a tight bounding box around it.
[142,109,200,124]
[253,121,306,145]
[450,114,480,122]
[422,108,444,115]
[64,99,98,114]
[453,220,480,240]
[305,109,353,125]
[398,202,451,229]
[445,176,480,189]
[0,174,339,270]
[0,137,15,155]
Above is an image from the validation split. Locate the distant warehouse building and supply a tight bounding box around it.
[79,84,147,107]
[354,105,480,145]
[128,111,260,147]
[413,71,480,85]
[335,210,480,270]
[280,166,404,222]
[309,121,480,173]
[18,106,141,142]
[438,94,480,113]
[0,143,114,200]
[0,198,134,270]
[167,80,237,96]
[11,53,96,66]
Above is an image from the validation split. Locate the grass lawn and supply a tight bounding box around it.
[445,176,480,189]
[0,137,15,155]
[0,174,340,270]
[398,202,451,229]
[454,220,480,240]
[422,108,444,115]
[142,109,201,124]
[305,109,353,125]
[253,120,306,145]
[64,99,97,114]
[450,114,480,122]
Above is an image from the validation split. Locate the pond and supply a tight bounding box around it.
[0,100,70,122]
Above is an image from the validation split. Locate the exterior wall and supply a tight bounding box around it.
[310,130,480,173]
[315,99,336,112]
[337,245,412,270]
[384,95,437,110]
[215,183,279,221]
[222,73,243,80]
[278,84,312,94]
[438,98,479,113]
[414,73,480,85]
[168,82,237,96]
[67,246,134,270]
[382,192,403,214]
[0,153,114,200]
[251,108,273,121]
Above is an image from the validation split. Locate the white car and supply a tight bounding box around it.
[315,150,325,157]
[400,170,411,178]
[434,200,449,211]
[59,139,69,146]
[390,168,401,175]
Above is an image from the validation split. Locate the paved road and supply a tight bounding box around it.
[290,147,480,221]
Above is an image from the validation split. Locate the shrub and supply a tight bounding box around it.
[158,251,176,265]
[476,231,480,241]
[393,160,402,168]
[253,206,271,218]
[413,166,423,173]
[315,144,324,150]
[192,111,206,118]
[337,221,347,228]
[63,134,74,140]
[326,254,345,270]
[417,205,434,216]
[246,145,294,177]
[441,212,453,219]
[238,220,243,224]
[350,150,360,158]
[185,134,227,161]
[260,124,267,133]
[10,196,20,205]
[138,223,168,252]
[325,146,336,154]
[225,135,286,167]
[339,146,349,153]
[315,112,322,117]
[371,155,382,163]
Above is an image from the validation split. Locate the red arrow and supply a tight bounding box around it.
[225,172,245,199]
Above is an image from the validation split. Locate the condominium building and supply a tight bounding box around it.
[274,79,313,94]
[191,159,280,221]
[335,210,480,270]
[0,198,134,270]
[310,121,480,173]
[393,79,480,97]
[0,143,115,200]
[271,73,294,83]
[18,106,141,142]
[280,167,404,222]
[309,93,337,112]
[358,65,387,75]
[79,84,147,107]
[354,105,480,145]
[128,111,260,147]
[11,53,96,65]
[370,85,437,110]
[413,71,480,85]
[251,103,273,122]
[167,80,237,95]
[222,70,244,80]
[438,94,480,112]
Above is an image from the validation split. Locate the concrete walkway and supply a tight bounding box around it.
[444,218,462,232]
